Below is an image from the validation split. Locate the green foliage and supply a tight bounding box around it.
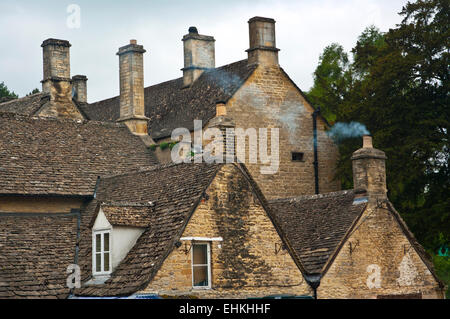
[27,88,40,96]
[431,253,450,298]
[159,142,170,150]
[147,141,179,151]
[0,82,18,100]
[306,0,449,251]
[307,43,353,123]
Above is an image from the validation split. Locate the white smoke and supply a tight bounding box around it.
[327,121,370,143]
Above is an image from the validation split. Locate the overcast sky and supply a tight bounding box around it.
[0,0,409,103]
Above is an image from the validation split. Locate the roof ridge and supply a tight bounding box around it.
[101,200,154,207]
[0,111,130,129]
[268,189,354,203]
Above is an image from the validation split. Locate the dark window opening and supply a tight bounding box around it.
[292,152,304,162]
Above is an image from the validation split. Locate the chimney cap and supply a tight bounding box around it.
[248,16,276,24]
[72,75,88,81]
[41,38,71,48]
[188,26,198,34]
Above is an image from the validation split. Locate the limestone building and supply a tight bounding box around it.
[0,17,445,299]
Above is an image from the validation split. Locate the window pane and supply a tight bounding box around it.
[193,265,208,287]
[193,245,207,265]
[95,234,101,253]
[104,253,110,272]
[104,233,110,252]
[96,253,101,272]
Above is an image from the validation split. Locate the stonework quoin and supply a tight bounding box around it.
[246,17,279,66]
[72,75,88,103]
[117,40,149,135]
[351,135,388,201]
[182,27,215,87]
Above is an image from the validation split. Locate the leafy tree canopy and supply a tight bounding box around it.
[0,82,18,102]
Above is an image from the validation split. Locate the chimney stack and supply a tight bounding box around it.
[117,40,149,135]
[182,27,215,88]
[40,39,83,119]
[72,75,88,103]
[246,17,279,66]
[41,39,72,99]
[351,135,387,201]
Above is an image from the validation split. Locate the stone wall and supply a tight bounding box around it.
[139,164,312,298]
[226,64,340,200]
[318,202,444,299]
[0,195,85,213]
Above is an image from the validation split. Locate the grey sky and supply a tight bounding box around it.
[0,0,409,103]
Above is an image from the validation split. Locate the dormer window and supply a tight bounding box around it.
[93,230,112,276]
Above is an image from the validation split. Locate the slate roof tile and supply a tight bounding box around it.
[268,190,366,274]
[81,60,257,139]
[0,213,78,299]
[0,113,158,196]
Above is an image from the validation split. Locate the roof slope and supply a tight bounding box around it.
[0,93,44,116]
[99,202,154,228]
[0,113,158,196]
[75,162,222,296]
[268,190,366,274]
[81,59,257,139]
[0,212,78,299]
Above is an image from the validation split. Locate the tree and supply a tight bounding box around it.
[307,43,353,123]
[27,88,40,96]
[0,82,18,102]
[338,0,449,250]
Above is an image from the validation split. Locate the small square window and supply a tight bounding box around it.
[292,152,304,162]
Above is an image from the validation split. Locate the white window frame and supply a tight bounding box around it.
[191,242,211,289]
[92,229,112,276]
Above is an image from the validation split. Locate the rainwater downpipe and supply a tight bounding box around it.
[312,107,320,195]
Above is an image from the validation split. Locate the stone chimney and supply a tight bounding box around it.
[40,39,83,119]
[116,40,149,135]
[246,17,279,66]
[182,27,215,88]
[72,75,87,103]
[351,135,388,201]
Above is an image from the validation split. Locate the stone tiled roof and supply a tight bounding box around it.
[99,202,154,228]
[81,59,257,139]
[0,113,158,196]
[75,162,222,296]
[0,212,79,299]
[268,190,367,274]
[0,93,45,116]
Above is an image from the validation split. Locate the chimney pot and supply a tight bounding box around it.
[363,135,373,148]
[216,101,227,117]
[189,27,198,34]
[130,39,137,45]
